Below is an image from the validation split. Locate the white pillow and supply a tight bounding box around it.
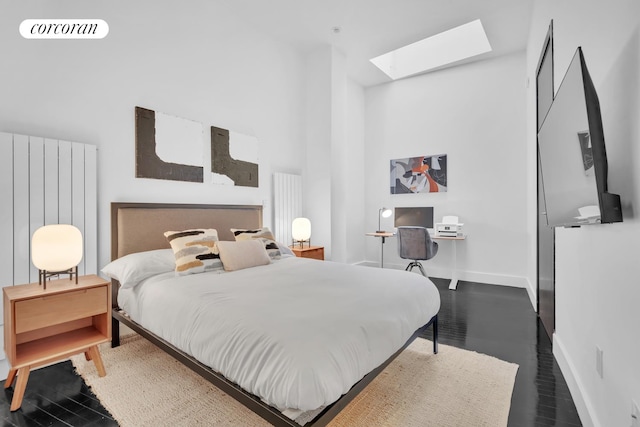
[217,240,271,272]
[101,249,176,288]
[276,242,295,257]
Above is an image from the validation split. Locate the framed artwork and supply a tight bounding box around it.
[390,154,447,194]
[135,106,204,183]
[211,126,259,187]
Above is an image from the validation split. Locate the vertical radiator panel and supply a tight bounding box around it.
[0,132,97,330]
[273,172,302,246]
[72,142,86,276]
[0,134,14,291]
[29,137,45,282]
[13,135,30,287]
[58,140,73,225]
[44,138,59,225]
[84,145,98,275]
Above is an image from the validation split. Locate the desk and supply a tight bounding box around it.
[365,232,394,268]
[432,234,466,290]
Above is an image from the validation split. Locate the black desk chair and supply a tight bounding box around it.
[397,226,438,277]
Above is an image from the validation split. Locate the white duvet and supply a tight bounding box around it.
[118,257,440,412]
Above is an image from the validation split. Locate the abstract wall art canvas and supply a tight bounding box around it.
[390,154,447,194]
[211,126,259,187]
[135,106,204,183]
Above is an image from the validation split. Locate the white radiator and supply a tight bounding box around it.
[0,132,97,291]
[273,172,302,245]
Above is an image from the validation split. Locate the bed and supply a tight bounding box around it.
[109,202,440,426]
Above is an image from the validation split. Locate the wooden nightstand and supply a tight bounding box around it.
[290,245,324,260]
[3,275,111,411]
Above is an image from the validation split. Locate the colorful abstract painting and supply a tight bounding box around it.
[135,106,204,182]
[390,154,447,194]
[211,126,259,187]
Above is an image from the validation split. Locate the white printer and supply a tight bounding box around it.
[435,215,464,237]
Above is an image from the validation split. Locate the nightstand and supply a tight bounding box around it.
[290,245,324,260]
[3,275,111,411]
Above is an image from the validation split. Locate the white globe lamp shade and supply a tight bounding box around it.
[292,217,311,241]
[32,224,83,272]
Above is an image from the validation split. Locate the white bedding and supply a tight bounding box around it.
[118,257,440,412]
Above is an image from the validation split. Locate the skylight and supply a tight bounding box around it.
[370,19,492,80]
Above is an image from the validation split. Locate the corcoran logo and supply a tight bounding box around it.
[20,19,109,39]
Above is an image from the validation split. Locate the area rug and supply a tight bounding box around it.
[71,334,518,427]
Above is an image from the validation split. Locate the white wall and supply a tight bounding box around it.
[0,1,307,272]
[527,2,640,426]
[304,46,366,262]
[364,52,531,296]
[345,80,366,264]
[305,47,333,257]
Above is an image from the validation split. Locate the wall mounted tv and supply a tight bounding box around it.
[538,47,622,227]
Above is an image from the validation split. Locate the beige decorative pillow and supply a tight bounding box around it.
[231,227,281,258]
[163,229,222,275]
[217,240,270,272]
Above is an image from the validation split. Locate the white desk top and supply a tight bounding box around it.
[366,231,466,240]
[365,232,394,237]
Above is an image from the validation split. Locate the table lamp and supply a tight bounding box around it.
[32,224,83,289]
[292,217,311,248]
[377,207,392,233]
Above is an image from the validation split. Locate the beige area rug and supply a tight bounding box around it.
[71,334,518,427]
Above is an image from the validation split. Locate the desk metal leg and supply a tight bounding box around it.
[448,239,459,290]
[380,236,386,268]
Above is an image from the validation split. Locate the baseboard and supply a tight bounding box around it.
[357,261,529,289]
[524,277,537,312]
[553,334,599,427]
[0,358,8,382]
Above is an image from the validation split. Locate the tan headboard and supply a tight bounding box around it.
[111,202,263,260]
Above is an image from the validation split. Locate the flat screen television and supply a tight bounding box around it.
[394,207,434,229]
[538,47,622,227]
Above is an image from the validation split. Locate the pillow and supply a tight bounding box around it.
[231,227,281,258]
[217,240,270,272]
[101,249,176,288]
[276,242,295,257]
[164,229,222,275]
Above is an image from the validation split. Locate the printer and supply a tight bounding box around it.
[435,215,464,237]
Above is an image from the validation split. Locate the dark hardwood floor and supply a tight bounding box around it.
[0,278,581,426]
[420,278,582,427]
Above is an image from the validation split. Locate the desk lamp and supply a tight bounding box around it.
[377,207,393,233]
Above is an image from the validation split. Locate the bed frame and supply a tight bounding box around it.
[110,202,438,427]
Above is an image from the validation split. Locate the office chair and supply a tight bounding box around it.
[396,226,438,277]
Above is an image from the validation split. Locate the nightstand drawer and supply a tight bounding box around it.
[299,248,323,260]
[15,286,107,334]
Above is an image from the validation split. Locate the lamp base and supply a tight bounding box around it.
[292,239,310,248]
[39,266,78,290]
[375,230,385,233]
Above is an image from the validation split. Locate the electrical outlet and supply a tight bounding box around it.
[595,346,603,378]
[631,400,640,427]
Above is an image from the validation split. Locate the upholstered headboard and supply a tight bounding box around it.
[110,202,263,260]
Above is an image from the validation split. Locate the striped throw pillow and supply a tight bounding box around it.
[231,227,281,258]
[164,229,222,275]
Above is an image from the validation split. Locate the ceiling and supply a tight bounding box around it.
[218,0,534,87]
